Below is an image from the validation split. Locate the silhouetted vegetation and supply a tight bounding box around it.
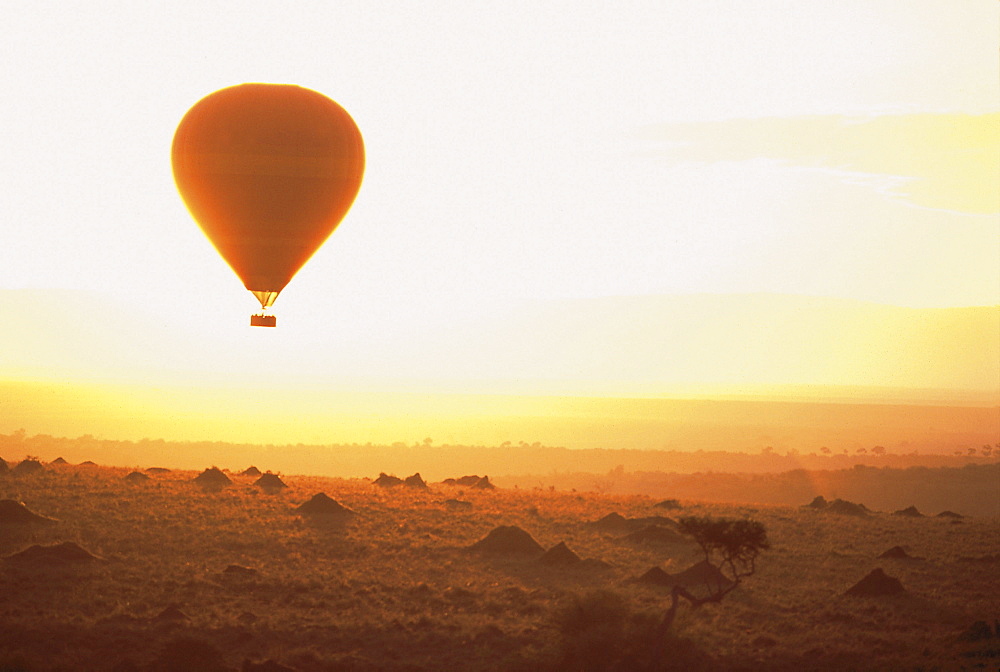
[553,590,712,671]
[680,517,769,586]
[1,431,998,517]
[651,517,769,663]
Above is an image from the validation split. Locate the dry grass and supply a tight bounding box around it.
[1,464,997,671]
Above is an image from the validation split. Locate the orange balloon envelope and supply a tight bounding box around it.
[172,83,364,324]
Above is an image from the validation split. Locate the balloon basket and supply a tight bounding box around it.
[250,313,276,328]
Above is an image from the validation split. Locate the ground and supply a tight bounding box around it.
[1,464,997,671]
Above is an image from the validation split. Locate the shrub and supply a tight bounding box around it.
[154,636,229,672]
[553,591,712,671]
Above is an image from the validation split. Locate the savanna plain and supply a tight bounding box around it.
[1,445,998,672]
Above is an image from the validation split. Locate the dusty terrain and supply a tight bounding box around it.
[1,461,997,671]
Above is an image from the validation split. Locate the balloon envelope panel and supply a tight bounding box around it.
[172,84,364,302]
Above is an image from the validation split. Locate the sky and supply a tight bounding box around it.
[1,1,998,410]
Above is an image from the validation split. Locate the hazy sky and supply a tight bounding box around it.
[1,2,998,397]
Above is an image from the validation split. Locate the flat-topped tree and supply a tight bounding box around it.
[681,517,769,592]
[654,516,769,657]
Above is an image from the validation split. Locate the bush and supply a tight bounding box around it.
[154,636,229,672]
[552,591,713,671]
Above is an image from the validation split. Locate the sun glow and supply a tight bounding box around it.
[0,1,996,447]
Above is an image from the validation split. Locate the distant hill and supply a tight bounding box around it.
[0,430,996,516]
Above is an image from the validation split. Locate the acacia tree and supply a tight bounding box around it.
[653,516,769,659]
[556,516,770,670]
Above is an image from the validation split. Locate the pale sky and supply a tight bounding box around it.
[1,1,998,396]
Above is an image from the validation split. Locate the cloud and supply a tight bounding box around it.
[640,113,999,215]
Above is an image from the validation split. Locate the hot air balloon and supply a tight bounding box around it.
[172,83,365,327]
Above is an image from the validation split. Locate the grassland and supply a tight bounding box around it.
[1,462,997,671]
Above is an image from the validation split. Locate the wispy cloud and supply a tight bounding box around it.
[640,113,999,215]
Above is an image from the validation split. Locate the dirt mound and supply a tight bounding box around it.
[804,495,828,509]
[472,476,495,489]
[633,561,733,591]
[825,499,868,516]
[878,546,911,559]
[124,471,151,483]
[624,525,686,545]
[577,558,614,571]
[958,620,996,642]
[591,512,629,529]
[634,515,678,528]
[6,541,100,564]
[845,568,905,597]
[0,499,57,525]
[469,526,544,555]
[936,510,965,519]
[670,560,734,590]
[12,459,45,476]
[243,658,298,672]
[50,457,68,465]
[146,467,171,474]
[79,460,98,466]
[255,472,287,490]
[455,475,482,486]
[222,564,259,579]
[893,505,924,517]
[592,513,677,533]
[295,493,355,517]
[154,605,190,622]
[653,498,682,510]
[193,467,231,488]
[241,466,262,477]
[539,541,581,566]
[373,472,404,487]
[444,498,472,510]
[635,566,673,586]
[404,473,428,488]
